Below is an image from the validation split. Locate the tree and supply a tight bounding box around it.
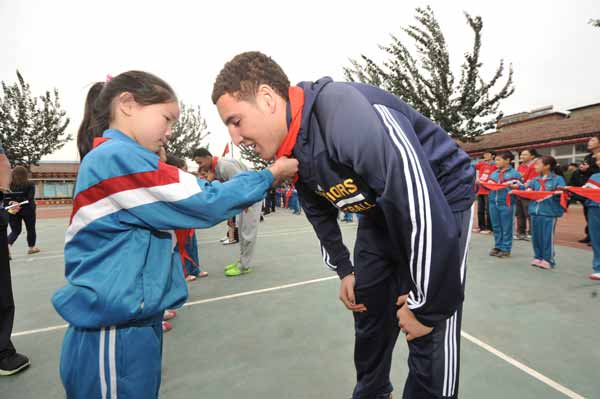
[239,144,272,170]
[590,19,600,28]
[344,6,515,141]
[166,102,210,159]
[0,71,70,166]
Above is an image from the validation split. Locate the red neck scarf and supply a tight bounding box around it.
[275,87,305,159]
[93,137,110,148]
[210,156,219,173]
[536,176,547,192]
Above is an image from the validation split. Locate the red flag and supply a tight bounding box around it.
[221,144,230,157]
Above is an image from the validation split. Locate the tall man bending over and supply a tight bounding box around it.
[212,52,475,399]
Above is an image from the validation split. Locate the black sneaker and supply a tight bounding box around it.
[496,251,511,258]
[0,353,30,376]
[489,248,501,256]
[578,237,591,244]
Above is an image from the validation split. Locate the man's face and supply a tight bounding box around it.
[194,156,212,172]
[520,150,532,162]
[588,137,600,152]
[483,152,493,161]
[215,86,287,160]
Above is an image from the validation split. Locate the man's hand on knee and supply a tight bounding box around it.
[339,274,367,312]
[396,295,433,341]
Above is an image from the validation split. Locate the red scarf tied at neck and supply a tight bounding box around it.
[276,87,304,160]
[274,87,304,184]
[210,156,219,173]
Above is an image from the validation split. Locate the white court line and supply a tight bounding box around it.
[461,332,584,399]
[11,324,68,337]
[11,275,584,398]
[11,276,338,338]
[183,276,338,307]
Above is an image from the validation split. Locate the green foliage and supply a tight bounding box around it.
[344,6,515,141]
[0,71,70,166]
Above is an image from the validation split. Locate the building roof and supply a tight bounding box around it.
[459,113,600,154]
[568,102,600,112]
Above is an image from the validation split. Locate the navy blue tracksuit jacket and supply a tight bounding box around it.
[292,78,475,327]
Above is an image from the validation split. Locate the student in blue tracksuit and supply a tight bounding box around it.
[584,155,600,281]
[290,186,301,214]
[212,52,475,399]
[488,152,522,258]
[51,71,297,399]
[524,156,566,269]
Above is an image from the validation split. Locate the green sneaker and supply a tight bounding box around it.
[224,261,239,272]
[225,266,253,277]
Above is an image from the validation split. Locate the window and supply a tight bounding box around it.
[537,147,552,156]
[553,144,574,157]
[42,181,74,198]
[575,143,588,154]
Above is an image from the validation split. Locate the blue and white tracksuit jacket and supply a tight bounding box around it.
[526,174,566,266]
[585,173,600,273]
[52,129,273,398]
[488,167,522,253]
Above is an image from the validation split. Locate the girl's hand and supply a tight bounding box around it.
[268,157,299,186]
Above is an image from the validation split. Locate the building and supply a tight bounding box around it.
[29,161,79,205]
[459,103,600,165]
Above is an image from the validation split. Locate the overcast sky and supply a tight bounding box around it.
[1,0,599,161]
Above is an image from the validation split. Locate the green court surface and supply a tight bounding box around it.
[1,211,599,398]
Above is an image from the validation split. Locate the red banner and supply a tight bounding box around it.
[564,187,600,204]
[507,190,568,210]
[479,182,510,191]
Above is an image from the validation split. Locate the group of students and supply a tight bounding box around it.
[5,55,598,398]
[474,141,600,279]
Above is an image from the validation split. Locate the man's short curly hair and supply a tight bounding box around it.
[212,51,290,104]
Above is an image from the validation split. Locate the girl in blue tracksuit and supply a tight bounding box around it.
[51,71,295,399]
[488,152,522,257]
[525,156,566,269]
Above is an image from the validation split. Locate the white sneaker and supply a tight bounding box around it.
[219,237,229,243]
